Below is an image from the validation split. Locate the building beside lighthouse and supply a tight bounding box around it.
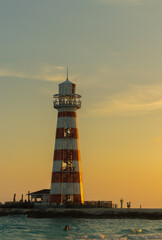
[50,72,84,205]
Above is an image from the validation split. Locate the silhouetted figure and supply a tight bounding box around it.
[120,198,124,208]
[127,201,131,208]
[64,225,70,231]
[13,194,16,203]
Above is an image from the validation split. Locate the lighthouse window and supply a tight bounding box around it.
[62,161,67,170]
[68,195,74,202]
[62,160,72,171]
[63,195,74,203]
[64,128,71,138]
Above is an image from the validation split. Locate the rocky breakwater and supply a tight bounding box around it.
[1,208,162,219]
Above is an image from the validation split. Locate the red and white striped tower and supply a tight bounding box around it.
[50,70,84,205]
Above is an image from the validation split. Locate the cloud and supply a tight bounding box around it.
[90,84,162,116]
[0,69,28,79]
[92,0,143,6]
[0,65,66,82]
[43,65,65,72]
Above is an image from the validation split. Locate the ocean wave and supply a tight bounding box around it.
[121,229,143,235]
[78,234,107,239]
[77,234,162,240]
[1,217,162,240]
[77,235,127,240]
[127,233,162,239]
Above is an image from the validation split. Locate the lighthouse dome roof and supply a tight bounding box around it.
[60,78,74,85]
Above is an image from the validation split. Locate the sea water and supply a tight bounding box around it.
[0,216,162,240]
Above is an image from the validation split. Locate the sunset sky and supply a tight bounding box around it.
[1,0,162,208]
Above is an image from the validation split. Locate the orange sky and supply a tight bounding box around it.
[1,0,162,208]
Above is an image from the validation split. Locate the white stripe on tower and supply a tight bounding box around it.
[51,183,81,195]
[57,117,77,128]
[54,139,79,150]
[52,161,80,173]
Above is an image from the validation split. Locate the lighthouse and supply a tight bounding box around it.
[50,70,84,205]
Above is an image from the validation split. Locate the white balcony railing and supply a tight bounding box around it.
[53,99,81,109]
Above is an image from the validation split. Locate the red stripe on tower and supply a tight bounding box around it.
[54,150,80,161]
[58,111,77,117]
[50,194,81,204]
[52,172,80,183]
[56,128,79,139]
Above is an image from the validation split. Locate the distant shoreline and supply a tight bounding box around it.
[1,208,162,219]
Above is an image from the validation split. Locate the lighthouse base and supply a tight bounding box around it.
[50,194,82,205]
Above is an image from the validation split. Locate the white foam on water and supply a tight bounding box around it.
[78,235,106,239]
[77,235,127,240]
[77,235,162,240]
[127,229,143,234]
[127,233,162,239]
[96,235,106,239]
[77,234,109,240]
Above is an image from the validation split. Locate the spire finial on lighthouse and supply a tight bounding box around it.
[66,66,69,81]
